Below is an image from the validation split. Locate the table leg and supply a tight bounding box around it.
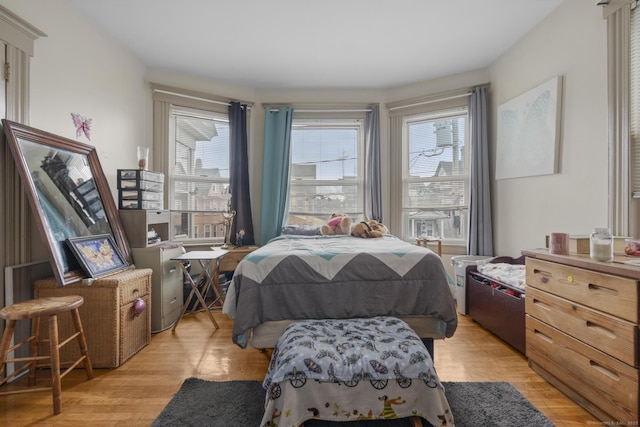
[209,258,224,308]
[172,262,219,331]
[190,275,219,329]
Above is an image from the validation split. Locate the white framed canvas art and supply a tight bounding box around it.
[496,76,562,180]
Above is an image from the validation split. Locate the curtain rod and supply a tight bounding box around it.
[269,108,372,113]
[388,92,472,111]
[153,89,253,109]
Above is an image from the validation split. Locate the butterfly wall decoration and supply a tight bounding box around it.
[71,113,92,141]
[496,76,562,180]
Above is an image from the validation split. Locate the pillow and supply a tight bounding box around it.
[281,225,321,236]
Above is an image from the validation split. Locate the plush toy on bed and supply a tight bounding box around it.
[350,220,389,238]
[321,213,353,235]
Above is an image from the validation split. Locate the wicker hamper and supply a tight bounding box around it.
[34,268,152,368]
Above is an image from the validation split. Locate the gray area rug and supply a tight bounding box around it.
[152,378,555,427]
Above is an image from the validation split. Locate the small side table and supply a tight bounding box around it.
[217,245,259,273]
[171,250,228,331]
[416,238,442,256]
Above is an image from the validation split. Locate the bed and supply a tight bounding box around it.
[222,234,458,350]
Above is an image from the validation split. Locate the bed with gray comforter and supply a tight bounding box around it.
[222,234,458,348]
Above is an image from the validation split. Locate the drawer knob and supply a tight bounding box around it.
[133,297,146,315]
[567,275,574,283]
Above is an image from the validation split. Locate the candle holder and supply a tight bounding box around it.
[221,187,236,249]
[221,209,236,249]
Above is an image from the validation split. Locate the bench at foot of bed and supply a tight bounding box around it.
[301,415,423,426]
[260,316,454,427]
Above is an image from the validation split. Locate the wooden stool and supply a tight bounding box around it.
[0,295,94,414]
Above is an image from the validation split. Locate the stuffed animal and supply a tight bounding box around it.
[350,220,389,238]
[321,213,352,235]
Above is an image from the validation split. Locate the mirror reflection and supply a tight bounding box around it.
[18,138,113,274]
[2,119,131,286]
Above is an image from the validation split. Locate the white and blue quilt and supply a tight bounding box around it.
[222,235,457,348]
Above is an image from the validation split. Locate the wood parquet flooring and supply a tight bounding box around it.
[0,311,599,426]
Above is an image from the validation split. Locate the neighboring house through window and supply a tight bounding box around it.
[287,115,365,226]
[169,107,229,242]
[389,92,470,245]
[403,110,468,242]
[152,86,235,243]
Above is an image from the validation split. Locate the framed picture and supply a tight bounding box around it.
[66,234,128,278]
[496,76,563,180]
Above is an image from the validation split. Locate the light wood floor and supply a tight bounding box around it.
[0,311,597,426]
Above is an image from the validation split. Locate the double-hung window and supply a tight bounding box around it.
[398,107,470,243]
[287,117,365,226]
[168,106,230,242]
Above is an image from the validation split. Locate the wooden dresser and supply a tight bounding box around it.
[522,249,639,423]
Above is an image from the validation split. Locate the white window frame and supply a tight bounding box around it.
[401,109,469,245]
[152,84,251,244]
[168,106,229,243]
[388,90,471,245]
[287,114,366,225]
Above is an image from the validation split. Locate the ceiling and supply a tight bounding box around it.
[68,0,565,90]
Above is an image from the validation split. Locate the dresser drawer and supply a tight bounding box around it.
[526,316,639,422]
[158,259,182,322]
[110,269,152,306]
[526,258,639,322]
[526,287,638,366]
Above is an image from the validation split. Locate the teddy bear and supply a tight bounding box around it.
[320,213,352,235]
[350,220,389,238]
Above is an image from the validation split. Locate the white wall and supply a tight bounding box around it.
[1,0,611,262]
[0,0,149,202]
[488,0,608,256]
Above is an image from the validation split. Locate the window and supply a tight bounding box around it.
[168,106,230,242]
[287,118,364,226]
[631,2,640,237]
[402,108,469,243]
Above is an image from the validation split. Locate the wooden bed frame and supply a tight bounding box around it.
[466,255,526,354]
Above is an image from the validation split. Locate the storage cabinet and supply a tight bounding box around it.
[131,245,184,332]
[466,256,525,354]
[119,209,170,247]
[34,268,152,368]
[117,169,164,210]
[523,250,640,423]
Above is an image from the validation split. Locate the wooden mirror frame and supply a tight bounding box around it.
[2,119,131,286]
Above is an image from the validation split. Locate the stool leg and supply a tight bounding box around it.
[28,316,40,386]
[70,307,94,380]
[0,319,16,381]
[48,314,62,415]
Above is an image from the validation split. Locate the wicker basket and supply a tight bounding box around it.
[34,268,152,368]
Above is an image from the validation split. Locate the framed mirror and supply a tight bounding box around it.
[2,119,132,286]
